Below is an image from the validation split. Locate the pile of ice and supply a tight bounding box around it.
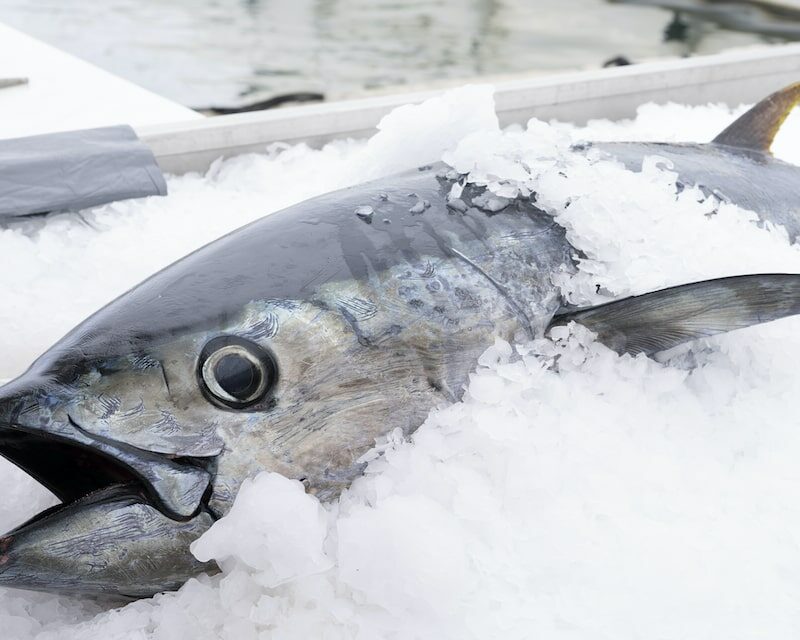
[2,85,800,639]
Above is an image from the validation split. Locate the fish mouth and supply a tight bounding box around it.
[0,405,218,597]
[0,426,178,529]
[0,372,215,528]
[0,416,214,525]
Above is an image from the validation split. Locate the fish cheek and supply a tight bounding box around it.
[201,307,365,512]
[207,320,442,513]
[66,349,225,457]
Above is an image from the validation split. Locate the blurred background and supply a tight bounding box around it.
[2,0,799,112]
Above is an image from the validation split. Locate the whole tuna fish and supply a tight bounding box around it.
[589,82,800,240]
[1,91,800,598]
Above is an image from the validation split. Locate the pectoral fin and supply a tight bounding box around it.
[712,82,800,154]
[551,274,800,356]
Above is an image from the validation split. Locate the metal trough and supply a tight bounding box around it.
[139,44,800,175]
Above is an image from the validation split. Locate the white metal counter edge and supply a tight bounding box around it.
[139,44,800,175]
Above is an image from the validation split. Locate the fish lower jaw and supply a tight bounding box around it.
[0,477,217,598]
[3,482,146,540]
[0,429,218,597]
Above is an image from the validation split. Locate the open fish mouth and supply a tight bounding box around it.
[0,416,213,517]
[0,423,200,523]
[0,383,218,598]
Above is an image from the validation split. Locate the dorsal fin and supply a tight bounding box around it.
[711,82,800,154]
[550,274,800,356]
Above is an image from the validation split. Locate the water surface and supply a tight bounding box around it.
[0,0,780,108]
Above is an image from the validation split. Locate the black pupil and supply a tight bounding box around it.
[214,354,261,400]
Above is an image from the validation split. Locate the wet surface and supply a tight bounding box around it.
[0,0,782,108]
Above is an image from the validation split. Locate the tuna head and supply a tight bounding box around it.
[0,165,567,598]
[0,297,432,598]
[0,176,464,598]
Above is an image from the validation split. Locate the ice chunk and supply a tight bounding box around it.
[191,473,331,587]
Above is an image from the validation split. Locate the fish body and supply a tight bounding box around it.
[0,165,575,596]
[2,85,800,598]
[590,82,800,240]
[591,140,800,239]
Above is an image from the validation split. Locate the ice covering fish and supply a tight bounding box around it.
[1,85,800,598]
[591,82,800,240]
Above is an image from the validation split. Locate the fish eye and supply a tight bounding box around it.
[199,337,277,409]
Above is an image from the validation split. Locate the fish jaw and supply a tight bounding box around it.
[0,485,216,598]
[0,377,219,597]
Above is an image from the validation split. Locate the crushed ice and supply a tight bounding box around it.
[2,85,800,638]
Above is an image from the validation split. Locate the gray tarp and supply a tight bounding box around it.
[0,125,167,217]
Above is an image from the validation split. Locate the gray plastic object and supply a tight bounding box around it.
[0,125,167,217]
